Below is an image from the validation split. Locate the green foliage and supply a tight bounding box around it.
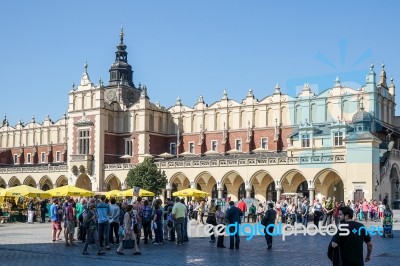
[126,158,167,196]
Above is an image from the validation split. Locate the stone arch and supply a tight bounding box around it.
[211,183,228,199]
[238,182,254,199]
[104,174,121,191]
[221,170,244,202]
[0,177,6,188]
[313,169,344,201]
[23,176,37,187]
[194,171,216,199]
[220,170,241,187]
[193,171,214,186]
[75,173,91,190]
[312,168,342,184]
[389,164,400,205]
[79,165,86,174]
[56,175,68,187]
[280,169,306,194]
[169,172,190,190]
[8,176,21,187]
[249,170,274,203]
[389,163,400,183]
[39,175,53,191]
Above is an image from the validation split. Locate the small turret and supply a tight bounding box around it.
[379,63,387,87]
[389,77,395,99]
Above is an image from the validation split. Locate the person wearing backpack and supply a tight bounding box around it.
[82,203,105,256]
[141,200,152,244]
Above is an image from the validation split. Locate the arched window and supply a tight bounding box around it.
[211,184,228,199]
[297,181,309,198]
[266,182,277,202]
[238,183,254,199]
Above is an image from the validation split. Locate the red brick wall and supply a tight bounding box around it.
[203,133,224,153]
[149,134,169,155]
[180,134,199,154]
[0,149,12,164]
[104,133,132,164]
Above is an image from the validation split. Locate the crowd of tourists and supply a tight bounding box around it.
[40,194,394,264]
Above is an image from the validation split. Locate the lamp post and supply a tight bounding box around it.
[396,179,399,200]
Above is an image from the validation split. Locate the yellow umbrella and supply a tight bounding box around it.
[123,188,155,197]
[172,188,209,197]
[0,185,51,198]
[105,190,125,198]
[47,185,95,197]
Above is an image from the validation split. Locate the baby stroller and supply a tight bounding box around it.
[382,215,393,238]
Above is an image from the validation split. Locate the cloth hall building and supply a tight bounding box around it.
[1,30,400,206]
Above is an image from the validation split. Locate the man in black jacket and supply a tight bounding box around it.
[261,202,277,249]
[225,201,243,249]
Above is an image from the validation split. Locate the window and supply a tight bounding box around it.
[235,139,242,151]
[170,143,176,155]
[14,154,18,164]
[261,137,268,149]
[41,152,46,163]
[211,140,217,152]
[125,139,133,156]
[334,132,343,146]
[56,151,61,162]
[301,134,310,148]
[189,142,194,153]
[27,153,31,164]
[78,130,90,155]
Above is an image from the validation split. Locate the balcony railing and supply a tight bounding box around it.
[104,163,136,171]
[0,164,68,174]
[70,154,94,161]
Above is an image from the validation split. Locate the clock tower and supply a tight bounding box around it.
[109,27,134,88]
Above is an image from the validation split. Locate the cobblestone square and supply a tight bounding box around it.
[1,221,400,266]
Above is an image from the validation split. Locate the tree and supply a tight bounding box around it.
[126,158,167,196]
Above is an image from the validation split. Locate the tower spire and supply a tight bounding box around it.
[108,27,134,87]
[120,26,124,45]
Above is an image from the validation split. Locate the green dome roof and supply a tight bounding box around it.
[352,108,372,124]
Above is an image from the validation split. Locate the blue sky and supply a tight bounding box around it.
[1,1,400,125]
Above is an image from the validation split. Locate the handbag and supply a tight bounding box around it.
[122,239,135,249]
